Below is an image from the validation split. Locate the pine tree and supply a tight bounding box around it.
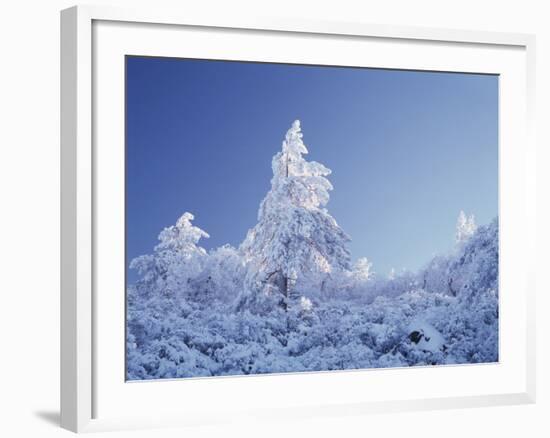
[455,210,477,245]
[352,257,374,282]
[240,120,351,308]
[130,212,209,300]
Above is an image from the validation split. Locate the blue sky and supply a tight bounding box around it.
[126,56,498,282]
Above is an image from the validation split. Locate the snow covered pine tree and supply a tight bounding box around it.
[455,210,477,245]
[129,212,210,302]
[240,120,351,311]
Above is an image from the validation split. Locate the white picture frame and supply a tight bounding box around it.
[60,4,536,433]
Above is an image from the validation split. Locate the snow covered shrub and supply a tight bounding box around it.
[327,257,376,301]
[300,296,313,312]
[192,244,245,305]
[449,218,499,300]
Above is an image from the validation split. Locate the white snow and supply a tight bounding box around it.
[407,319,446,353]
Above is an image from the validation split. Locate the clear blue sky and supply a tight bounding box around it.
[126,56,498,282]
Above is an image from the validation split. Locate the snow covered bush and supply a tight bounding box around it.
[127,121,499,380]
[192,244,245,305]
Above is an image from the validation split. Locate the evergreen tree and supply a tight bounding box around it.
[352,257,374,282]
[455,210,477,245]
[130,212,209,301]
[240,120,351,308]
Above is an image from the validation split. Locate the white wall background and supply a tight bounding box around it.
[0,1,547,436]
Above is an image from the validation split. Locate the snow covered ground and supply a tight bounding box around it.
[127,121,498,380]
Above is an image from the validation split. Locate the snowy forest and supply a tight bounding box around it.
[127,120,499,380]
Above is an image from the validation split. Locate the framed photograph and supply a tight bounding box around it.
[61,5,536,433]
